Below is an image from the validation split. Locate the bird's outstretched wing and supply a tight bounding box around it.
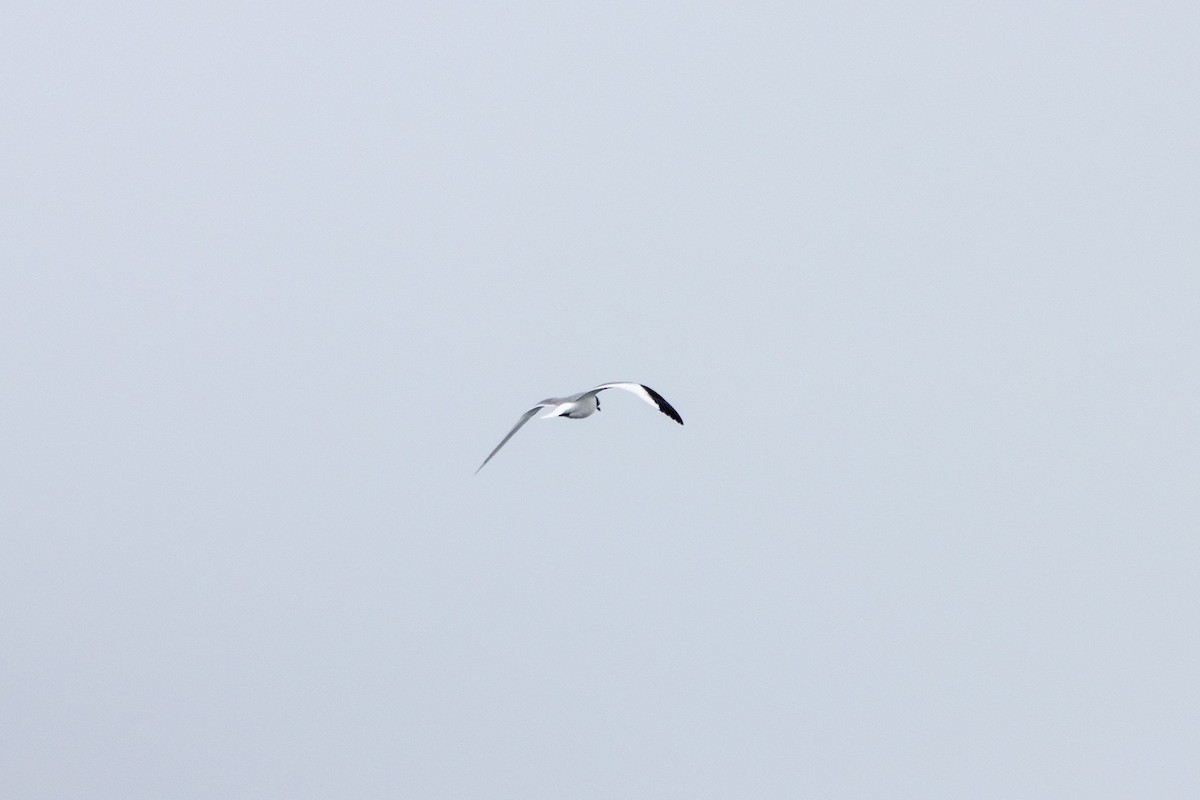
[586,382,684,425]
[476,407,541,473]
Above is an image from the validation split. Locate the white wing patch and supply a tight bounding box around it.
[591,382,655,408]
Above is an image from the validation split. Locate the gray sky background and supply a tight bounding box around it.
[3,3,1198,798]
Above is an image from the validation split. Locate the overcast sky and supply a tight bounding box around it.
[3,3,1198,798]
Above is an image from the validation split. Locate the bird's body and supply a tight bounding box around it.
[539,392,601,419]
[475,382,683,473]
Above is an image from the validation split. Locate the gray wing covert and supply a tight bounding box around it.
[476,407,541,473]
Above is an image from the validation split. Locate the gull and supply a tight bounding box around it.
[476,382,684,473]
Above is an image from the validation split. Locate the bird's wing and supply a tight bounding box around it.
[475,407,541,473]
[586,382,684,425]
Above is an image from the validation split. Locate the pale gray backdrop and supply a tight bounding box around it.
[3,3,1197,798]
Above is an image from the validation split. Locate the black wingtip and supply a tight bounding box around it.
[642,385,684,425]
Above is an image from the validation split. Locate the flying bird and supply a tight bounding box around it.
[476,382,683,473]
